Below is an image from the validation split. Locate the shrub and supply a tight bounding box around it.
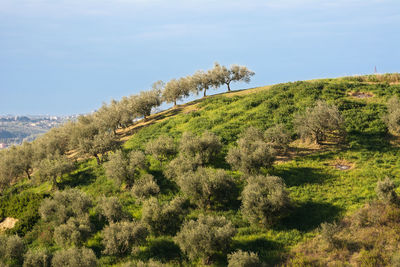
[174,214,236,263]
[319,222,340,248]
[294,100,344,144]
[241,175,290,227]
[53,216,92,247]
[176,167,237,210]
[121,259,167,267]
[104,150,131,186]
[39,189,92,225]
[227,250,261,267]
[131,174,160,200]
[264,123,292,152]
[102,221,148,256]
[384,95,400,134]
[23,248,51,267]
[145,135,177,162]
[226,127,275,174]
[96,196,125,223]
[51,248,97,267]
[179,131,222,164]
[141,196,188,236]
[376,177,398,204]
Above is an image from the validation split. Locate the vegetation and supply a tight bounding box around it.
[2,72,400,266]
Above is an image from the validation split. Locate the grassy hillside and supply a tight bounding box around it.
[1,75,400,266]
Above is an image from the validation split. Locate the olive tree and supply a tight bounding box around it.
[39,189,92,225]
[104,150,146,187]
[384,95,400,134]
[94,100,122,134]
[0,235,25,265]
[264,124,292,152]
[192,70,215,97]
[145,135,177,162]
[23,248,51,267]
[71,115,119,164]
[294,100,344,144]
[132,84,162,120]
[174,214,236,264]
[36,154,75,189]
[177,167,237,210]
[96,196,126,223]
[163,154,202,179]
[53,217,92,247]
[15,142,34,179]
[102,221,148,256]
[241,175,290,227]
[131,174,160,200]
[226,127,276,174]
[162,76,193,106]
[179,131,222,164]
[141,196,188,236]
[212,62,255,92]
[227,250,261,267]
[51,248,97,267]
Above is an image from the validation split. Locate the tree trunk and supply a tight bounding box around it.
[25,170,31,180]
[227,83,231,92]
[203,89,207,97]
[94,154,101,165]
[174,99,177,106]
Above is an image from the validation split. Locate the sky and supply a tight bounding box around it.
[0,0,399,115]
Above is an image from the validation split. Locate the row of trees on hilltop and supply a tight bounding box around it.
[0,63,254,192]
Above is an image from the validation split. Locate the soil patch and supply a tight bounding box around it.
[349,91,374,99]
[329,159,354,171]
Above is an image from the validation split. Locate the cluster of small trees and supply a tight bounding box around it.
[163,62,255,105]
[0,63,254,193]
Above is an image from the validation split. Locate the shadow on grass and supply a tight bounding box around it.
[271,167,333,187]
[137,238,183,263]
[58,167,97,189]
[231,237,284,264]
[347,131,390,152]
[148,169,179,195]
[276,201,342,232]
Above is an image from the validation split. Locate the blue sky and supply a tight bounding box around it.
[0,0,399,115]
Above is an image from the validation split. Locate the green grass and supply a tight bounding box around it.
[4,76,400,266]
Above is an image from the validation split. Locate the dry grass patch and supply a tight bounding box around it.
[285,201,400,266]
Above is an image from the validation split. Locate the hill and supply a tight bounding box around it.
[1,73,400,266]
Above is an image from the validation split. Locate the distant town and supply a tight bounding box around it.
[0,115,78,149]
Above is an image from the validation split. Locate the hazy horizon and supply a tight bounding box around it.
[1,0,399,115]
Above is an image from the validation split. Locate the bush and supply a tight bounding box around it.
[384,96,400,134]
[376,177,398,204]
[264,124,292,152]
[23,248,51,267]
[131,174,160,200]
[96,196,125,223]
[227,250,261,267]
[179,131,222,164]
[39,189,92,225]
[51,248,97,267]
[121,259,167,267]
[145,135,177,162]
[174,214,236,263]
[319,222,340,248]
[241,175,290,227]
[141,196,188,236]
[226,127,275,174]
[102,220,148,256]
[53,216,92,247]
[176,167,237,210]
[294,100,345,144]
